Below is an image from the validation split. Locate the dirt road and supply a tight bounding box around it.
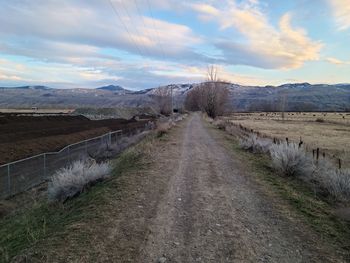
[30,113,342,262]
[134,113,339,262]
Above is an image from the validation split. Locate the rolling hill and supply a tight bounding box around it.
[0,83,349,111]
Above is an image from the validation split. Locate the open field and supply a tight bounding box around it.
[225,112,350,167]
[0,114,152,164]
[0,108,75,114]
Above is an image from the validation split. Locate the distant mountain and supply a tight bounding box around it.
[146,84,193,96]
[0,83,348,111]
[0,85,50,90]
[96,85,131,94]
[150,82,350,111]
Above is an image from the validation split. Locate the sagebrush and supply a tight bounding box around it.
[48,159,111,202]
[239,134,272,154]
[269,142,313,177]
[316,162,350,200]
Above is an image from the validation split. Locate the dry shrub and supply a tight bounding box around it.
[316,162,350,201]
[269,142,314,177]
[91,131,149,161]
[152,87,172,115]
[240,134,272,154]
[174,114,187,122]
[48,159,111,202]
[156,121,172,137]
[238,131,350,201]
[213,119,226,130]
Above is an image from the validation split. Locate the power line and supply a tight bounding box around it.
[133,0,151,39]
[145,0,167,60]
[107,0,144,57]
[133,0,156,56]
[119,0,151,57]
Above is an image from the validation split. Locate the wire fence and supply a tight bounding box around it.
[224,121,346,169]
[0,122,153,199]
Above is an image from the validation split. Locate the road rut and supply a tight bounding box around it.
[136,113,340,262]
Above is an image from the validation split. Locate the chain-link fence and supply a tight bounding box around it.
[0,122,153,199]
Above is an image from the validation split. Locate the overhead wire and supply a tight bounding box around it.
[119,0,151,57]
[107,0,144,57]
[145,0,167,60]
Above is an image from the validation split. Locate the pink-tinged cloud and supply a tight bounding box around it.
[328,0,350,30]
[192,2,322,69]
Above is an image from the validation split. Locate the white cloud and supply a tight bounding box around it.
[152,64,272,86]
[326,57,349,65]
[192,1,322,69]
[0,0,204,62]
[328,0,350,30]
[0,0,217,88]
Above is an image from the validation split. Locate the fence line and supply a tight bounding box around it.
[0,122,153,199]
[226,121,345,169]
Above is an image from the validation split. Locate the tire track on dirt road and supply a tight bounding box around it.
[138,113,342,262]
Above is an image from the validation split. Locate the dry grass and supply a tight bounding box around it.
[91,131,150,161]
[156,114,186,137]
[229,112,350,124]
[236,130,350,201]
[316,162,350,201]
[48,160,111,202]
[156,121,173,137]
[239,134,272,153]
[226,112,350,167]
[269,142,314,178]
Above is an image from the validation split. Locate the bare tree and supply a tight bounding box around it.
[153,87,172,115]
[185,65,230,118]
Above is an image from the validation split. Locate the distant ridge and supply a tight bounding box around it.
[0,85,50,90]
[0,82,348,111]
[96,85,131,94]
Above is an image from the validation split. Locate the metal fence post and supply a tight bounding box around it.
[7,164,10,196]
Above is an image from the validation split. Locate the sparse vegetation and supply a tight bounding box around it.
[48,160,111,202]
[212,119,226,130]
[216,118,350,201]
[316,162,350,201]
[226,112,350,168]
[152,87,172,115]
[155,114,186,137]
[269,142,313,178]
[208,123,350,254]
[239,134,272,154]
[91,131,150,161]
[156,121,172,137]
[0,131,155,262]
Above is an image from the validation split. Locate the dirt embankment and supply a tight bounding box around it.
[0,114,150,164]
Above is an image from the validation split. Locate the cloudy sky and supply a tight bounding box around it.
[0,0,349,89]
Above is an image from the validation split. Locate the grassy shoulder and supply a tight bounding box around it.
[0,134,155,262]
[207,123,350,257]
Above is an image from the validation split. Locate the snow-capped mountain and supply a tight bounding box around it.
[145,84,195,96]
[0,82,348,111]
[96,85,132,94]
